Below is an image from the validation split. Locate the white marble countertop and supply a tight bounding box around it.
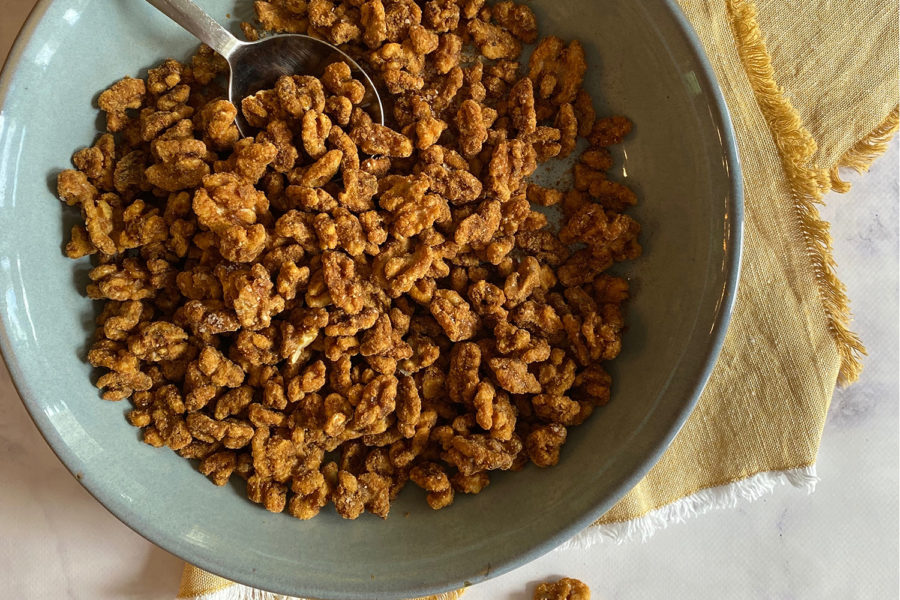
[2,2,898,597]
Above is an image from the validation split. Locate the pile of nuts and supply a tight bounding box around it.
[57,0,640,519]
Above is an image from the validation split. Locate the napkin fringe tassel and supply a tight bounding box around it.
[830,106,900,193]
[725,0,879,386]
[180,584,301,600]
[563,466,818,547]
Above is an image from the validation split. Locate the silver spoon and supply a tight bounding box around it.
[145,0,384,136]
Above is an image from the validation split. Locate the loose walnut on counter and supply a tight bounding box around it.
[534,577,591,600]
[58,0,640,520]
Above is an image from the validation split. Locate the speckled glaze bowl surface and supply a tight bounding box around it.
[0,1,741,597]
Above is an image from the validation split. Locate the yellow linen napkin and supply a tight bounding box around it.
[179,0,898,597]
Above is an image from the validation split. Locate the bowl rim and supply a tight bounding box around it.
[0,0,744,596]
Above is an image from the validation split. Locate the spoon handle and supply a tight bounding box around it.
[144,0,242,59]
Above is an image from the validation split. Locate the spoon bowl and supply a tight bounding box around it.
[145,0,383,135]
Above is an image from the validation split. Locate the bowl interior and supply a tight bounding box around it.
[0,0,741,597]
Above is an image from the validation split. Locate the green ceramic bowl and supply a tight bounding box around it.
[0,1,742,597]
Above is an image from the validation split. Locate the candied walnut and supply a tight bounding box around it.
[196,100,239,150]
[444,433,522,476]
[488,357,540,394]
[73,133,115,191]
[194,178,269,262]
[572,362,612,409]
[282,187,333,215]
[177,300,241,340]
[139,104,195,142]
[537,348,576,394]
[199,451,237,486]
[192,345,244,386]
[308,0,361,45]
[451,471,490,494]
[219,263,285,331]
[322,250,365,314]
[461,0,484,19]
[371,239,432,297]
[155,84,190,111]
[395,375,422,438]
[127,321,188,361]
[515,230,570,267]
[522,125,562,162]
[527,37,587,105]
[360,0,387,48]
[559,203,641,261]
[331,470,365,519]
[338,168,377,212]
[491,1,537,43]
[467,18,521,60]
[322,62,366,104]
[240,21,260,41]
[422,163,482,205]
[527,184,563,207]
[230,329,279,370]
[531,393,582,426]
[251,425,298,484]
[429,66,464,112]
[100,300,147,341]
[87,260,155,301]
[408,23,440,55]
[254,0,309,33]
[467,279,508,323]
[430,289,480,342]
[534,578,590,600]
[448,341,481,404]
[414,116,447,150]
[423,0,459,33]
[190,45,229,85]
[325,95,353,126]
[118,199,168,251]
[526,423,567,467]
[486,139,537,202]
[328,125,361,171]
[147,59,183,95]
[147,388,192,450]
[212,386,254,420]
[247,472,288,512]
[288,469,331,519]
[97,77,146,132]
[247,128,291,179]
[88,339,153,400]
[241,89,288,129]
[301,110,331,159]
[456,100,488,157]
[555,103,578,157]
[145,138,211,193]
[589,115,633,147]
[276,260,311,300]
[433,33,462,74]
[503,256,545,307]
[58,167,98,207]
[352,373,398,429]
[275,74,325,117]
[472,380,516,440]
[293,148,343,187]
[382,0,420,41]
[509,77,537,134]
[410,462,454,510]
[113,150,150,196]
[350,121,413,157]
[387,189,449,239]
